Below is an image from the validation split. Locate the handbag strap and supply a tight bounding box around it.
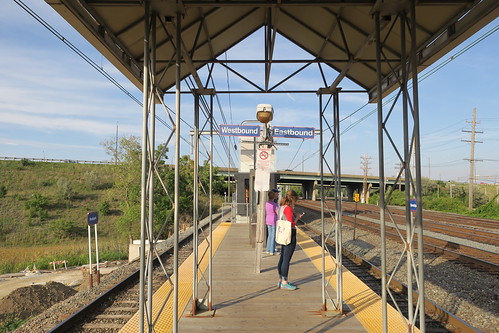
[279,205,287,220]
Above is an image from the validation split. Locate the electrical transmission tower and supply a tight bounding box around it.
[461,107,483,209]
[360,154,372,203]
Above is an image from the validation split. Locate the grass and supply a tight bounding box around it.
[0,160,121,247]
[0,315,27,333]
[0,160,226,275]
[0,162,128,274]
[0,239,128,275]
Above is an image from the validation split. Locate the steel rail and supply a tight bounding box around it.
[46,212,225,333]
[298,222,482,333]
[298,201,499,274]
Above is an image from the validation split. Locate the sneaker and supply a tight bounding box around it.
[268,252,274,256]
[277,281,281,287]
[280,283,297,290]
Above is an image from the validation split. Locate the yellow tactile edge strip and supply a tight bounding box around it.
[296,228,419,333]
[119,222,232,333]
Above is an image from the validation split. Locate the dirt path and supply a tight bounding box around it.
[0,265,120,299]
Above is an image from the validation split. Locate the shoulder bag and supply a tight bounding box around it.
[275,205,292,245]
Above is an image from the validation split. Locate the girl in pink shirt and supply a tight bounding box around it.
[265,189,280,255]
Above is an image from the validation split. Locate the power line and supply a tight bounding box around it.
[286,139,305,170]
[15,0,210,160]
[341,24,498,135]
[13,0,142,106]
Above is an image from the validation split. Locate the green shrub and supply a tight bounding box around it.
[470,197,499,219]
[0,185,6,198]
[423,197,469,214]
[48,219,81,238]
[0,314,27,332]
[56,177,75,200]
[98,201,111,216]
[21,158,34,167]
[85,171,100,190]
[367,191,406,206]
[24,193,49,221]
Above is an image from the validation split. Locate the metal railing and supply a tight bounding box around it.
[221,202,250,223]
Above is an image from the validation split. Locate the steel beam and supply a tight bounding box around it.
[318,90,344,315]
[374,2,426,331]
[138,2,150,332]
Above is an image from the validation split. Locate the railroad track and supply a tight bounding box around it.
[298,200,499,275]
[296,222,477,333]
[46,214,223,333]
[36,205,495,332]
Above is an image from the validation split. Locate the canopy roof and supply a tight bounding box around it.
[46,0,498,100]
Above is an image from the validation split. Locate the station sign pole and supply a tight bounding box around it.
[87,211,99,287]
[219,121,315,273]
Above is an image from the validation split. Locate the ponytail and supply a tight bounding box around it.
[280,190,298,208]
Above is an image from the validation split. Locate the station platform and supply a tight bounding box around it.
[120,222,416,332]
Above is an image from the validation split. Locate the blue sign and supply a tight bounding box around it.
[272,126,315,139]
[87,211,99,225]
[219,124,261,137]
[410,199,417,212]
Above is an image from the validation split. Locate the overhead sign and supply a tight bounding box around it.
[410,199,417,212]
[87,211,99,225]
[272,126,315,139]
[219,124,261,137]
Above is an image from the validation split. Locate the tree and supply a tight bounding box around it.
[102,136,142,239]
[199,161,228,196]
[102,135,227,239]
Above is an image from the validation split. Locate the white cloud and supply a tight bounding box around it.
[0,137,100,151]
[0,112,139,136]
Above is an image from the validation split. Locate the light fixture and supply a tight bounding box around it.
[256,104,273,123]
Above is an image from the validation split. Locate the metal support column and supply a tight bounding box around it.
[332,91,343,313]
[373,1,426,330]
[146,12,156,331]
[319,93,326,311]
[139,2,151,332]
[317,90,343,316]
[191,92,200,315]
[190,89,216,316]
[374,12,388,332]
[208,94,214,311]
[172,11,182,333]
[400,13,414,327]
[410,1,426,330]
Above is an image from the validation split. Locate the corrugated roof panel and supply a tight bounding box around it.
[45,0,498,96]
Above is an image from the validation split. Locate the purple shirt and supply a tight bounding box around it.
[265,201,279,225]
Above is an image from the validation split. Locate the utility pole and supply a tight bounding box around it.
[395,162,403,190]
[428,157,430,180]
[461,108,482,210]
[115,122,119,165]
[360,154,372,203]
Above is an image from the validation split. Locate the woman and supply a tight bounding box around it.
[277,190,304,290]
[265,189,280,255]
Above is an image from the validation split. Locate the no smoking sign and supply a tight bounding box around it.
[259,150,269,160]
[256,148,272,170]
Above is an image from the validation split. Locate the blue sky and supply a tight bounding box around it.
[1,1,498,182]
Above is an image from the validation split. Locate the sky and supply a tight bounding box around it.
[1,1,498,183]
